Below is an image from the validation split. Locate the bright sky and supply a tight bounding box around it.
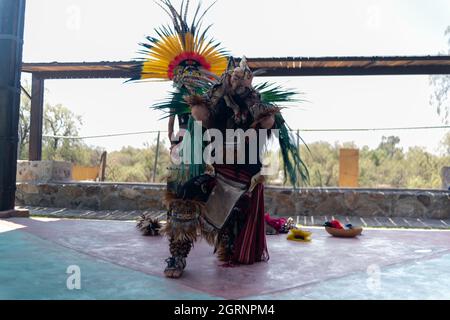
[21,0,450,153]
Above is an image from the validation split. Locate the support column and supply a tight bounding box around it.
[0,0,29,216]
[29,75,44,161]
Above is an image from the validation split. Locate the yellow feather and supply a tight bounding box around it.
[138,28,227,80]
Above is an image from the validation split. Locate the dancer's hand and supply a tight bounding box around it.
[191,104,210,125]
[259,115,275,129]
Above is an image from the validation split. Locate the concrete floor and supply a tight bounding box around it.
[1,217,450,300]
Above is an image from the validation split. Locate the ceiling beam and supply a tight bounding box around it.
[21,55,450,80]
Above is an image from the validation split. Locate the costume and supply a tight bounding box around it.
[130,0,309,278]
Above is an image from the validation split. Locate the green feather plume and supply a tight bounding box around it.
[153,89,191,120]
[255,82,301,105]
[255,82,310,187]
[275,113,310,188]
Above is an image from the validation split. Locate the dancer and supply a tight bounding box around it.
[130,0,309,279]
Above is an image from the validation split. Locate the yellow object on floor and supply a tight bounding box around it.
[287,228,312,242]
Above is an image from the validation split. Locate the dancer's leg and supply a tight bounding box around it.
[164,237,193,278]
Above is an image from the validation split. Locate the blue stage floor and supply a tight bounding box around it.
[1,217,449,300]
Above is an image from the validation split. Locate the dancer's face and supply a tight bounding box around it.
[230,68,253,93]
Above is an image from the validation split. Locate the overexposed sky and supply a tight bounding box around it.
[21,0,450,153]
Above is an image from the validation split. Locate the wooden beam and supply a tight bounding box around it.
[255,65,450,77]
[25,65,450,79]
[20,56,450,79]
[29,75,44,161]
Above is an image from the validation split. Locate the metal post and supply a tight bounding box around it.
[152,131,161,183]
[0,0,27,213]
[29,75,44,161]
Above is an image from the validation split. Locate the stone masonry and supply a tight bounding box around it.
[15,182,450,219]
[16,161,72,183]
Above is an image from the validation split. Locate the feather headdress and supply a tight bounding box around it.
[129,0,228,84]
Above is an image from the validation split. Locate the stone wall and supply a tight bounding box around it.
[16,182,165,211]
[17,161,72,183]
[16,182,450,219]
[264,187,449,219]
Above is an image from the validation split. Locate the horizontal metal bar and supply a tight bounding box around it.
[41,125,450,140]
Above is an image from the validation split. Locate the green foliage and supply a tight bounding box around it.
[297,136,449,189]
[18,83,31,158]
[18,84,449,188]
[19,86,104,167]
[429,26,450,124]
[40,104,105,166]
[300,141,339,187]
[101,134,450,188]
[440,131,450,156]
[105,142,170,183]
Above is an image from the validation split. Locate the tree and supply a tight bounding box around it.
[440,131,450,156]
[18,82,31,159]
[299,141,340,187]
[142,140,170,182]
[43,103,82,151]
[377,136,402,159]
[17,86,448,188]
[41,103,95,164]
[18,87,104,166]
[105,141,170,183]
[430,26,450,124]
[405,147,442,189]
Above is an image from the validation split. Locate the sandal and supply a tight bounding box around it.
[164,256,186,279]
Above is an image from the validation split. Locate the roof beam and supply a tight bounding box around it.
[21,55,450,79]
